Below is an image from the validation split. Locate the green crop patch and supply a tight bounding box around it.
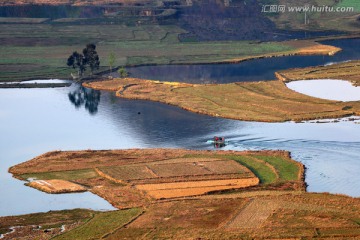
[253,155,300,181]
[20,169,98,181]
[53,208,142,240]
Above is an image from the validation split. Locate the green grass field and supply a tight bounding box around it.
[253,155,300,181]
[20,169,98,181]
[53,208,142,240]
[230,156,277,184]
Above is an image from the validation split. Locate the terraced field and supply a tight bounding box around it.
[9,149,303,206]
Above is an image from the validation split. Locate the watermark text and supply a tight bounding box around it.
[262,5,355,13]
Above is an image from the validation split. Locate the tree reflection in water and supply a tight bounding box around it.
[68,86,101,115]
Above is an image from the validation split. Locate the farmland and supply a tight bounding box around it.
[1,193,358,239]
[5,149,360,239]
[26,179,87,194]
[10,149,301,204]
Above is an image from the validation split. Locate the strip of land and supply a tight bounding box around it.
[5,148,360,239]
[277,60,360,86]
[84,77,360,122]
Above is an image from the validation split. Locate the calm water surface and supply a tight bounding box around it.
[287,79,360,101]
[0,84,359,216]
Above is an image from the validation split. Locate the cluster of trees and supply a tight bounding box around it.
[67,43,128,79]
[67,44,100,78]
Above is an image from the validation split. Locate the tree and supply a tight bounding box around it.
[108,52,116,72]
[67,43,100,78]
[118,66,128,78]
[67,51,86,77]
[83,43,100,75]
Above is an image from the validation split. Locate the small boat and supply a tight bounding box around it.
[213,136,225,144]
[206,136,226,148]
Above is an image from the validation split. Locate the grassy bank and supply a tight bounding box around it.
[277,60,360,86]
[84,78,360,122]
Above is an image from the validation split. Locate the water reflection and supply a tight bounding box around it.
[68,86,101,115]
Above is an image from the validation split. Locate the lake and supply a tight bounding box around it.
[286,79,360,101]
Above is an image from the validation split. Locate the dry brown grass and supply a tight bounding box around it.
[226,198,279,229]
[26,179,86,194]
[84,77,360,122]
[221,41,341,63]
[277,60,360,86]
[106,193,360,239]
[96,157,259,199]
[135,178,259,199]
[292,44,341,56]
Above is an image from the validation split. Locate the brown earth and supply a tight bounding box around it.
[26,179,87,193]
[135,178,259,199]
